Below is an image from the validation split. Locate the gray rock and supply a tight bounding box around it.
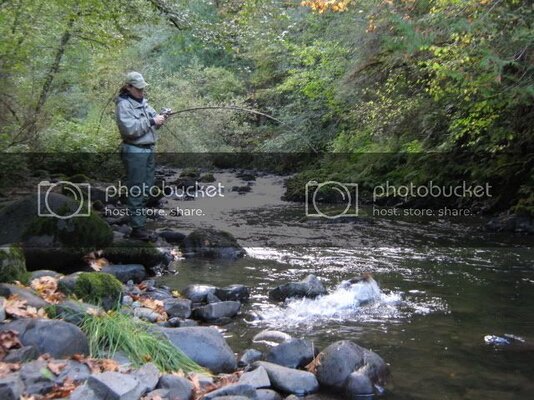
[134,363,160,396]
[239,366,271,389]
[145,288,174,301]
[345,372,374,398]
[265,338,316,369]
[69,383,99,400]
[180,228,246,259]
[102,264,146,283]
[145,388,170,399]
[163,298,192,319]
[20,360,55,395]
[193,301,240,321]
[256,389,282,400]
[215,285,250,302]
[88,371,140,400]
[167,317,198,327]
[238,349,263,367]
[0,318,89,358]
[55,360,91,384]
[269,275,326,302]
[157,375,193,400]
[53,300,102,325]
[134,307,161,323]
[0,373,24,400]
[122,295,134,306]
[314,340,364,388]
[0,296,5,322]
[203,383,257,400]
[253,362,318,395]
[29,269,62,281]
[3,345,39,363]
[314,340,389,390]
[57,272,83,295]
[0,283,48,308]
[159,326,237,373]
[206,292,222,304]
[181,284,217,303]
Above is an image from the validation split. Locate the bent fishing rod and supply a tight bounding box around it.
[159,105,318,153]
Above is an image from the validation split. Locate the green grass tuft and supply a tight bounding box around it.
[80,311,209,374]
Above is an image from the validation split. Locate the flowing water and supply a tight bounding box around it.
[156,170,534,400]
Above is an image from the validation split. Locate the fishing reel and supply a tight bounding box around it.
[160,108,173,119]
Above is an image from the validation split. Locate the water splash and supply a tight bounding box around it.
[254,278,407,327]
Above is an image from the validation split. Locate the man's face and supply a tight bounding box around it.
[128,85,144,98]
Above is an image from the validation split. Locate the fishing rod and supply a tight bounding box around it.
[160,105,319,153]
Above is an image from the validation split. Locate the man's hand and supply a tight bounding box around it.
[153,114,166,126]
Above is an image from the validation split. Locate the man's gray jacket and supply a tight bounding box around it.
[115,94,157,145]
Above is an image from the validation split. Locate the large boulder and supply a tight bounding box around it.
[0,193,113,271]
[265,338,316,369]
[0,318,89,358]
[159,326,237,373]
[313,340,389,395]
[180,228,246,259]
[0,244,27,283]
[253,361,319,395]
[269,275,326,302]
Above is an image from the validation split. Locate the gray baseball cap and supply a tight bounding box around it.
[125,71,148,89]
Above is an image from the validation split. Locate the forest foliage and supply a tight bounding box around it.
[0,0,532,212]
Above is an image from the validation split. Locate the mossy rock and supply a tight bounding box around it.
[73,272,122,310]
[103,239,167,272]
[0,244,27,283]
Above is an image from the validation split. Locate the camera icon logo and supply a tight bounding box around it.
[305,180,358,219]
[37,181,91,219]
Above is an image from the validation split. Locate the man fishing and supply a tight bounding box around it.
[115,71,167,241]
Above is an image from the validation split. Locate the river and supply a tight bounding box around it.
[156,170,534,400]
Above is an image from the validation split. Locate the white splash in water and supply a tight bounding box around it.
[256,278,402,326]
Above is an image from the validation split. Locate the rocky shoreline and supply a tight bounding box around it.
[0,270,389,400]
